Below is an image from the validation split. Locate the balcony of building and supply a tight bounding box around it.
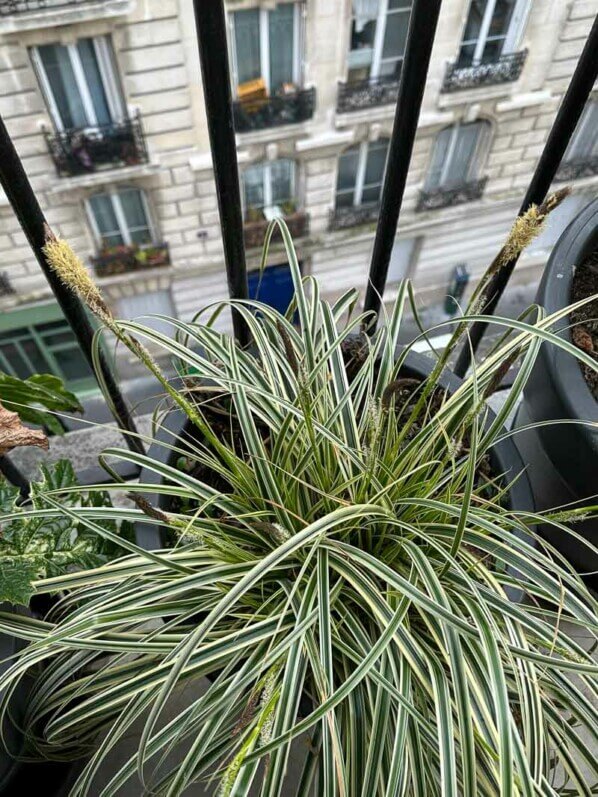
[232,84,316,134]
[329,202,380,231]
[442,50,528,93]
[336,73,401,114]
[43,113,148,179]
[416,177,488,212]
[90,242,170,279]
[243,208,309,250]
[0,0,133,33]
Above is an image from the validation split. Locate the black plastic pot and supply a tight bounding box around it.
[0,524,161,795]
[137,348,534,559]
[515,198,598,576]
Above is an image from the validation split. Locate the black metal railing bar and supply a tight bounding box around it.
[192,0,249,347]
[0,113,145,486]
[363,0,443,326]
[453,13,598,377]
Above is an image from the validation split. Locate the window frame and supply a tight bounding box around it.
[335,139,390,208]
[31,35,125,132]
[459,0,531,65]
[228,2,302,94]
[241,159,297,217]
[564,100,598,162]
[347,0,412,81]
[425,121,490,191]
[86,187,156,249]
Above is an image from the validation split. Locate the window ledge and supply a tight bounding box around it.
[0,0,135,35]
[47,160,160,194]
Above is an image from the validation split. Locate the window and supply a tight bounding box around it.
[117,290,176,338]
[31,36,124,131]
[426,122,490,191]
[458,0,530,67]
[230,3,301,93]
[87,188,154,249]
[0,304,94,392]
[388,237,417,283]
[242,160,295,218]
[348,0,412,82]
[336,139,389,208]
[563,100,598,163]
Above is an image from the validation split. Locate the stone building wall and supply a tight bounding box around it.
[0,0,596,381]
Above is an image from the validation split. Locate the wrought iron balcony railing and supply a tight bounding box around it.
[0,0,96,12]
[442,50,527,93]
[91,242,170,278]
[336,72,402,113]
[416,177,488,212]
[232,87,316,133]
[329,203,380,230]
[244,210,309,250]
[44,114,149,178]
[555,155,598,182]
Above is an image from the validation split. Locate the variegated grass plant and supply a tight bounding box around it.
[1,209,598,796]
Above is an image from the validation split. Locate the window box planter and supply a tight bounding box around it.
[329,202,380,230]
[515,198,598,575]
[243,210,309,250]
[91,242,170,278]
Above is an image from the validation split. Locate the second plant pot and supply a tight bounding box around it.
[515,197,598,576]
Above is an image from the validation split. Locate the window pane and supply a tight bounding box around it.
[234,9,261,86]
[270,160,293,204]
[361,185,383,204]
[336,146,360,203]
[53,346,93,382]
[76,38,111,125]
[119,188,151,239]
[388,0,411,8]
[363,140,388,187]
[38,43,87,129]
[488,0,516,38]
[117,290,175,337]
[349,0,378,75]
[382,8,410,62]
[458,0,487,66]
[426,127,452,190]
[269,4,295,90]
[244,164,265,211]
[566,101,598,160]
[445,123,484,186]
[89,194,124,246]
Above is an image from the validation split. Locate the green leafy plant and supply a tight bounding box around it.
[0,372,82,435]
[0,460,132,606]
[0,211,597,795]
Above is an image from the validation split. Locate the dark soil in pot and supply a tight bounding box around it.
[571,247,598,398]
[516,197,598,579]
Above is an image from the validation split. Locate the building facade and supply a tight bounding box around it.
[0,0,596,392]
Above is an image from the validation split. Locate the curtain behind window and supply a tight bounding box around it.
[269,4,295,89]
[38,43,87,129]
[89,194,123,247]
[234,9,261,85]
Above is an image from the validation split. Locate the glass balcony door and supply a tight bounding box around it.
[230,3,301,94]
[425,122,489,191]
[242,160,295,218]
[348,0,411,83]
[335,139,389,208]
[31,36,124,131]
[458,0,530,67]
[87,188,154,249]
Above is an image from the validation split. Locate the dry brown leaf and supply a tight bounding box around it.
[0,402,48,456]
